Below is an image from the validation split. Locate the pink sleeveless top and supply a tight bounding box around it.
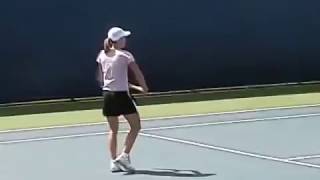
[96,50,135,91]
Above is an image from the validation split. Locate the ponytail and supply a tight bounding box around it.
[104,38,114,53]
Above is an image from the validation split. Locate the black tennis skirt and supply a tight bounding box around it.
[102,91,137,117]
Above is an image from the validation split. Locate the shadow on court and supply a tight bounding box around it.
[123,168,216,177]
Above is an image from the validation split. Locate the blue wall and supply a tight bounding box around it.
[1,0,320,103]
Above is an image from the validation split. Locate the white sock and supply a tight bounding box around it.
[120,152,129,158]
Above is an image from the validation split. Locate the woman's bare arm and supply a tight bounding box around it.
[128,62,149,93]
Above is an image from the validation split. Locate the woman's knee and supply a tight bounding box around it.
[124,113,141,133]
[135,123,142,132]
[130,123,141,133]
[106,116,119,134]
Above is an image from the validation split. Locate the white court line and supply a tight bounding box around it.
[140,133,320,169]
[1,103,320,134]
[140,113,320,132]
[0,132,107,144]
[287,155,320,161]
[1,113,320,145]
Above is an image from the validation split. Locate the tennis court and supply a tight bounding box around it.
[1,92,320,179]
[2,1,320,178]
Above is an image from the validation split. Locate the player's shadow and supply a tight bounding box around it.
[123,168,216,177]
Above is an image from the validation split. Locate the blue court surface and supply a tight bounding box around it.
[1,106,320,180]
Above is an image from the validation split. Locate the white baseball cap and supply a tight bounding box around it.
[107,27,131,42]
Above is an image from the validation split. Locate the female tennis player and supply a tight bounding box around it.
[96,27,148,172]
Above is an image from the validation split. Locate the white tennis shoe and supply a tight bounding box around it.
[114,153,135,172]
[110,160,122,173]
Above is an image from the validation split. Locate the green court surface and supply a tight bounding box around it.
[1,92,320,131]
[2,83,320,117]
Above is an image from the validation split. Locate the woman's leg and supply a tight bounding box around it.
[122,113,141,154]
[106,116,119,160]
[113,113,140,172]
